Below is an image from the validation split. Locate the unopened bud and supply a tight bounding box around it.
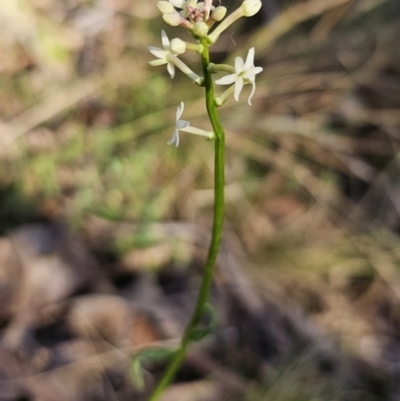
[157,1,175,14]
[192,21,209,37]
[163,11,193,29]
[170,38,186,54]
[241,0,262,17]
[211,6,227,22]
[163,11,182,26]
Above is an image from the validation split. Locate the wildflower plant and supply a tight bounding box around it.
[143,1,263,399]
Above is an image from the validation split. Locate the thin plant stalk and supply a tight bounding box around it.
[147,37,225,401]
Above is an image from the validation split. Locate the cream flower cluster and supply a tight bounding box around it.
[148,0,263,146]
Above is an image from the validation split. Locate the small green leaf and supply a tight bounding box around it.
[139,347,177,362]
[131,346,177,389]
[189,303,218,342]
[131,356,145,390]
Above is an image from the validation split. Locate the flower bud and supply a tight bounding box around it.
[170,38,186,54]
[241,0,262,17]
[164,11,184,26]
[192,21,209,37]
[157,1,175,14]
[163,11,193,29]
[211,6,227,22]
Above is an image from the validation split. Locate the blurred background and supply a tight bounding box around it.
[1,0,400,400]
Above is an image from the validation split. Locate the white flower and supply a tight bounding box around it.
[215,47,263,105]
[148,30,176,78]
[168,102,190,147]
[149,31,204,85]
[168,102,215,147]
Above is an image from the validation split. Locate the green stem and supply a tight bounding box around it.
[146,37,225,401]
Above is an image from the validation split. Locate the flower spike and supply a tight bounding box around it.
[147,0,264,398]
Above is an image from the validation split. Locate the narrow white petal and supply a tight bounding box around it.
[149,59,168,66]
[203,0,214,18]
[176,101,184,119]
[161,30,170,50]
[167,130,180,147]
[167,62,175,78]
[176,120,190,129]
[169,0,185,8]
[234,57,244,73]
[248,80,256,105]
[179,10,189,17]
[148,47,165,58]
[243,66,263,78]
[234,77,244,101]
[244,47,255,70]
[215,74,237,85]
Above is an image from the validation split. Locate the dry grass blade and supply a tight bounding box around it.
[225,128,352,217]
[356,240,400,302]
[242,0,354,58]
[0,74,104,148]
[229,0,390,61]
